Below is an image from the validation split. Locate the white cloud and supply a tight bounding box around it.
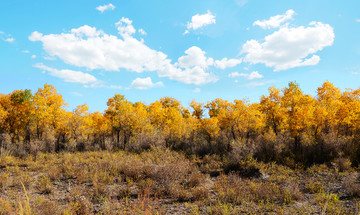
[214,58,242,69]
[29,20,225,85]
[96,3,115,13]
[34,63,97,84]
[183,30,189,35]
[242,21,334,71]
[131,77,163,90]
[43,55,56,60]
[29,23,166,73]
[177,46,213,69]
[22,50,30,53]
[5,37,14,43]
[356,19,360,23]
[185,10,216,33]
[253,9,295,29]
[71,25,102,37]
[31,55,37,59]
[29,31,43,41]
[163,46,218,85]
[229,71,263,79]
[116,17,136,36]
[138,28,147,35]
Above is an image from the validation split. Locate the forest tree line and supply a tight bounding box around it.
[1,81,360,167]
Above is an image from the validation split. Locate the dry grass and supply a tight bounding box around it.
[0,148,358,214]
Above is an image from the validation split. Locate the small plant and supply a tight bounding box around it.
[188,172,206,187]
[18,182,32,215]
[66,188,91,215]
[37,175,52,194]
[34,196,57,215]
[191,186,209,201]
[0,173,9,191]
[305,179,325,194]
[344,173,360,197]
[315,192,342,215]
[0,199,13,214]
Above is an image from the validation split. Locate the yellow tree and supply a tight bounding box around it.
[281,82,315,151]
[205,98,235,130]
[88,111,110,149]
[204,98,235,151]
[149,98,187,148]
[68,104,92,149]
[338,88,360,135]
[190,99,204,120]
[105,94,145,149]
[0,90,33,143]
[188,100,204,141]
[201,117,220,144]
[0,98,7,126]
[32,84,67,151]
[232,100,265,140]
[316,81,342,134]
[260,86,286,135]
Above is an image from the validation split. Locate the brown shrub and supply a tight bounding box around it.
[254,131,288,163]
[170,184,192,202]
[188,172,206,187]
[283,182,303,204]
[335,158,352,172]
[34,197,57,215]
[344,173,360,197]
[65,188,92,215]
[36,175,52,194]
[190,186,209,201]
[0,199,13,214]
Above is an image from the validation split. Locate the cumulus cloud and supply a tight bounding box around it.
[164,46,218,85]
[29,19,236,85]
[29,23,167,73]
[116,18,136,36]
[185,10,216,33]
[43,55,56,60]
[0,31,15,43]
[177,46,213,69]
[29,31,43,41]
[214,58,242,69]
[34,63,97,84]
[242,21,334,71]
[138,28,147,35]
[131,77,163,90]
[5,37,14,42]
[31,55,37,59]
[253,9,295,29]
[229,71,263,79]
[96,3,115,13]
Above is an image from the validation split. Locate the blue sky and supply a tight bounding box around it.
[1,0,359,112]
